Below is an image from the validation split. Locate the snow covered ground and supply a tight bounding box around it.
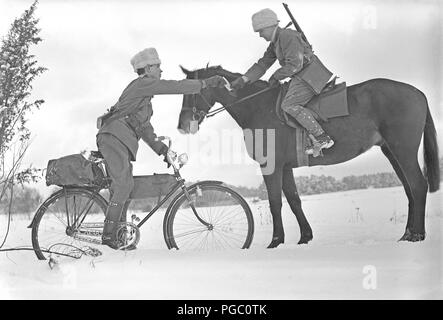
[0,186,442,299]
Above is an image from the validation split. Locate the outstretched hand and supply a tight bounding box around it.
[231,77,246,90]
[268,76,280,88]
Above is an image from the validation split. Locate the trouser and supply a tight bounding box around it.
[281,78,325,137]
[97,133,134,230]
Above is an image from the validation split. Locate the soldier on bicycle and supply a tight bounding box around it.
[96,47,225,249]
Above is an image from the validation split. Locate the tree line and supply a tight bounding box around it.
[230,160,443,199]
[3,157,443,215]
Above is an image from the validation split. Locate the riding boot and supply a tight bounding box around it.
[102,201,124,249]
[285,105,334,156]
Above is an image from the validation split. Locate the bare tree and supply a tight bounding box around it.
[0,0,46,218]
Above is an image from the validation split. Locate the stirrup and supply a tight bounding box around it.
[305,136,334,157]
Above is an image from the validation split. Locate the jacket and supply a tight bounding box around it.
[244,27,314,82]
[98,76,203,161]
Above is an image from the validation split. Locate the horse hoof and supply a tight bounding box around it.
[298,233,313,244]
[398,229,412,242]
[398,231,426,242]
[267,237,284,248]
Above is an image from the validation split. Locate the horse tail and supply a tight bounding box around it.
[423,100,440,193]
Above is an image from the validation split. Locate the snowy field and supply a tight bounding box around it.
[0,185,442,300]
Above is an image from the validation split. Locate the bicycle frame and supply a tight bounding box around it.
[134,177,184,228]
[133,139,221,230]
[134,176,224,229]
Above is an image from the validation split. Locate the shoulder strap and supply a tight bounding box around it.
[100,77,146,127]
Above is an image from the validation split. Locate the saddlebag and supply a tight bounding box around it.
[129,174,177,200]
[45,154,106,188]
[295,55,333,94]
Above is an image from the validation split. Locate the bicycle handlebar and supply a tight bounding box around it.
[156,136,179,170]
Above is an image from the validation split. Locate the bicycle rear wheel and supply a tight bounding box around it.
[31,187,108,260]
[164,183,254,250]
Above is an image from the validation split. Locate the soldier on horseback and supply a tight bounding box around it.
[231,8,334,155]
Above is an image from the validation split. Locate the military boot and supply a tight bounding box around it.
[102,201,124,249]
[119,200,137,251]
[285,105,334,156]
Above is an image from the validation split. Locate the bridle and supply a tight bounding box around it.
[187,70,276,122]
[190,70,215,122]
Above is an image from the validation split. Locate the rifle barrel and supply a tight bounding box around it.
[282,3,311,47]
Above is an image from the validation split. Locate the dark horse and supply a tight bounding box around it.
[177,65,440,248]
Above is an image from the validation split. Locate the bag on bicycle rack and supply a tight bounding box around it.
[129,174,177,199]
[45,154,106,187]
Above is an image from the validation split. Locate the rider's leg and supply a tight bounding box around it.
[97,133,135,249]
[102,201,124,248]
[281,79,334,154]
[118,200,137,251]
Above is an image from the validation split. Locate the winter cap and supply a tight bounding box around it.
[130,47,161,72]
[252,8,279,32]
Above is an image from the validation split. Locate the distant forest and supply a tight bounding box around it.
[2,158,442,214]
[228,157,443,199]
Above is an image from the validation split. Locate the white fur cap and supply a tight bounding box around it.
[130,48,161,72]
[252,8,279,32]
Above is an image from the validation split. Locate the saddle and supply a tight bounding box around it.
[276,77,349,124]
[276,78,349,166]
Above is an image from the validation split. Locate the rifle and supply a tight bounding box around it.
[282,3,312,49]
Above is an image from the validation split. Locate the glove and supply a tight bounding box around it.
[202,75,226,88]
[163,149,176,168]
[231,76,246,90]
[268,76,280,87]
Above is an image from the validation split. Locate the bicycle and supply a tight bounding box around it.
[29,137,254,260]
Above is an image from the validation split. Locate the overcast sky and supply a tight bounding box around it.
[1,0,441,190]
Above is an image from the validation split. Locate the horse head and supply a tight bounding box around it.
[177,65,239,134]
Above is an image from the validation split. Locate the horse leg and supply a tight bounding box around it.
[380,144,415,240]
[262,167,285,248]
[381,141,428,241]
[282,165,313,244]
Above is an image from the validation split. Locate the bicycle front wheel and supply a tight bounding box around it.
[164,183,254,250]
[31,187,108,260]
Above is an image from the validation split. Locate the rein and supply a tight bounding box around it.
[189,71,275,120]
[206,85,275,118]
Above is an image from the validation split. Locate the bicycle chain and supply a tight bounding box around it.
[72,222,141,249]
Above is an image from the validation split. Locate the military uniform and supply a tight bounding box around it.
[97,46,227,249]
[97,76,203,205]
[244,27,324,137]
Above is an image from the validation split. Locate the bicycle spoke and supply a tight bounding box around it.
[166,184,253,251]
[33,189,107,260]
[173,227,210,239]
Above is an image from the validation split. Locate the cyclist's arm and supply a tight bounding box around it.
[132,78,204,98]
[136,120,168,156]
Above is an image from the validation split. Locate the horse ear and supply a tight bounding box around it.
[180,65,191,75]
[206,62,210,70]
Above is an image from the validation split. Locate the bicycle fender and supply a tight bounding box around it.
[27,187,107,228]
[189,180,223,188]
